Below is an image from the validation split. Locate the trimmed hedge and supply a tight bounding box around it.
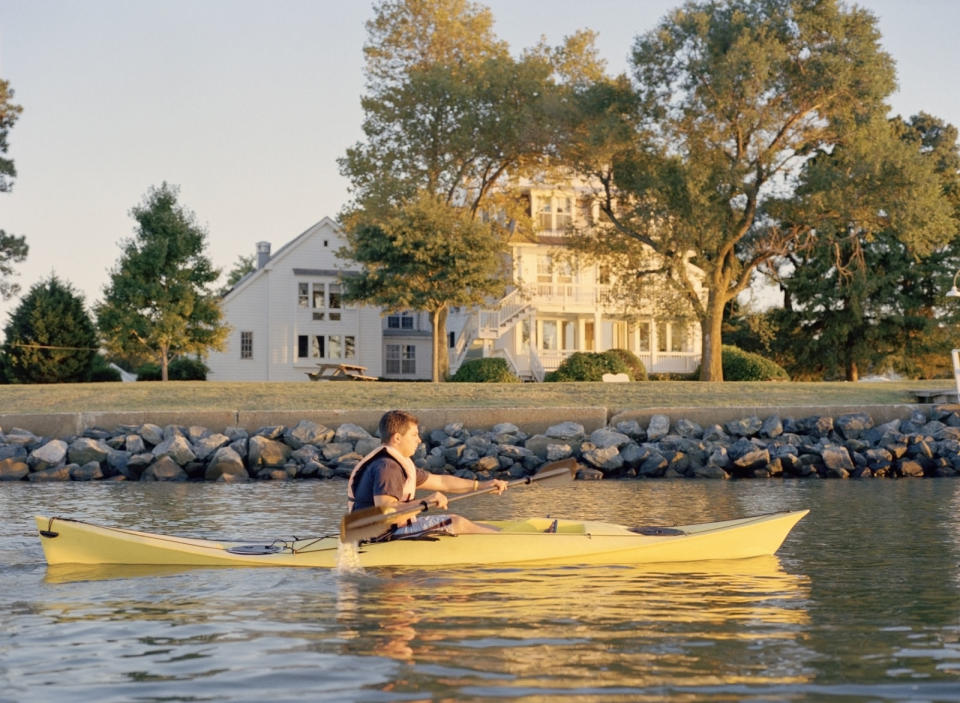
[545,351,632,382]
[450,357,521,383]
[604,348,647,381]
[722,345,790,381]
[136,357,209,381]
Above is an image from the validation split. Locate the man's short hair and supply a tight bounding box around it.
[379,409,419,441]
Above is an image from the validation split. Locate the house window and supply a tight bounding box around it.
[541,320,558,351]
[386,344,416,375]
[638,322,651,352]
[240,331,253,359]
[555,197,572,230]
[537,199,553,231]
[537,195,573,232]
[671,322,686,352]
[298,334,355,360]
[657,321,669,352]
[298,283,309,308]
[387,313,415,330]
[328,284,342,321]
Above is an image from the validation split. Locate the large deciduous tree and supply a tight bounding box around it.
[2,274,98,383]
[342,191,508,381]
[0,79,29,299]
[95,183,228,381]
[339,0,586,379]
[564,0,905,380]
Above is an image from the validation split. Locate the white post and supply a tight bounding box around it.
[952,349,960,403]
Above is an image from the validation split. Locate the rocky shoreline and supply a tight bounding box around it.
[2,405,960,482]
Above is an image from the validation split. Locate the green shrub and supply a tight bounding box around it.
[136,362,162,381]
[721,345,790,381]
[545,351,631,382]
[450,357,521,383]
[169,357,208,380]
[603,348,647,381]
[90,355,122,382]
[136,357,208,381]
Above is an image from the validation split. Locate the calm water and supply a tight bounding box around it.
[2,479,960,702]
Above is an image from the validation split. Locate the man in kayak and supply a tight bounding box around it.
[347,410,508,538]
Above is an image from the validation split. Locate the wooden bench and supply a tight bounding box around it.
[306,363,378,382]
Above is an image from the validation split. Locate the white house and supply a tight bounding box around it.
[206,218,385,382]
[207,188,704,382]
[447,180,704,380]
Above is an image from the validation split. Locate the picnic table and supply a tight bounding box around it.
[306,363,378,382]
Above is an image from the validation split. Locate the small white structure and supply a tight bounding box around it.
[206,218,385,382]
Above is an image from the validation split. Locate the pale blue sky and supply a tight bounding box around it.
[0,0,958,321]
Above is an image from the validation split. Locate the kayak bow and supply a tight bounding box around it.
[35,509,808,568]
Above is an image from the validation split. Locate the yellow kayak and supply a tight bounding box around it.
[35,510,808,568]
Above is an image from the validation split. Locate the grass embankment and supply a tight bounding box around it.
[0,379,947,414]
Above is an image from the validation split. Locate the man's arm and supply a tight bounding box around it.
[419,472,507,495]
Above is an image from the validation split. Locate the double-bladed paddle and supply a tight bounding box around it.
[339,457,577,543]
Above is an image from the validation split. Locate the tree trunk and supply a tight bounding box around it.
[698,294,725,381]
[846,359,859,382]
[429,309,441,382]
[436,306,449,380]
[161,346,170,382]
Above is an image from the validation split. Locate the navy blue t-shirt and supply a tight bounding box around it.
[350,453,428,512]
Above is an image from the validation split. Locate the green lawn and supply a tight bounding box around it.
[0,379,949,414]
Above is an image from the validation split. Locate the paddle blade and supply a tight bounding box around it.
[340,504,423,543]
[527,458,577,487]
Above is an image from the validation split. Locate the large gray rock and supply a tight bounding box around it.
[761,415,783,438]
[581,445,623,472]
[68,437,111,465]
[546,421,585,441]
[335,423,372,443]
[139,423,164,446]
[284,420,334,449]
[70,461,104,481]
[29,439,68,471]
[646,415,670,441]
[29,466,71,481]
[205,446,249,481]
[141,456,188,481]
[836,413,873,440]
[193,433,230,461]
[152,434,197,466]
[125,434,146,454]
[353,437,380,457]
[726,416,762,437]
[589,428,631,449]
[674,419,703,439]
[0,457,29,481]
[249,435,291,467]
[545,443,574,461]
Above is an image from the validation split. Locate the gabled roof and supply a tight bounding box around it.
[221,217,349,301]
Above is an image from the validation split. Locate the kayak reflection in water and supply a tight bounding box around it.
[346,410,508,539]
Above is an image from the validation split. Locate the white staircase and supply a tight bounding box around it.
[449,289,534,377]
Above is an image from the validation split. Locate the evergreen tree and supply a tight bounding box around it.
[2,274,97,383]
[771,114,960,380]
[0,78,29,299]
[95,183,228,381]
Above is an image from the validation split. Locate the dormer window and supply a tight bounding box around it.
[537,194,573,232]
